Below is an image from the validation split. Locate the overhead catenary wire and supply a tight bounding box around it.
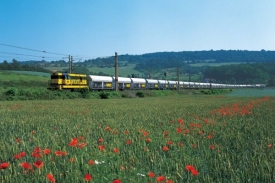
[0,43,68,56]
[0,51,62,59]
[0,43,115,61]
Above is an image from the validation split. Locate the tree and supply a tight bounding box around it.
[12,59,20,70]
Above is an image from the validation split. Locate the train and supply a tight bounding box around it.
[48,72,266,91]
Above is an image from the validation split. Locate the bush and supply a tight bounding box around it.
[136,91,145,98]
[79,88,90,98]
[109,91,121,98]
[99,92,110,99]
[5,88,18,96]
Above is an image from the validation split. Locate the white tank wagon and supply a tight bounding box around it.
[87,75,113,90]
[158,80,168,90]
[130,78,146,90]
[188,82,195,88]
[146,79,159,90]
[168,81,177,90]
[112,77,132,90]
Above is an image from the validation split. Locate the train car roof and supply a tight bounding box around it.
[87,75,113,82]
[146,79,158,84]
[111,77,131,83]
[158,80,168,84]
[131,78,146,83]
[168,81,177,84]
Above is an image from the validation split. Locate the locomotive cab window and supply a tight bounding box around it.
[51,75,61,79]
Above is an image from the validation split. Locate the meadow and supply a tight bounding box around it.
[0,94,275,183]
[189,62,251,67]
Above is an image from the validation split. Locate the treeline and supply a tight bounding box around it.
[83,50,275,71]
[204,62,275,86]
[0,59,50,73]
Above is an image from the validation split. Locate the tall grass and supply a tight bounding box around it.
[0,96,274,182]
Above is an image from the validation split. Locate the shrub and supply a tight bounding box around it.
[5,88,18,96]
[136,91,145,98]
[99,92,110,99]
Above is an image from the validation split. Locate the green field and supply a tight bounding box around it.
[0,71,49,82]
[226,88,275,97]
[0,95,275,182]
[190,62,251,67]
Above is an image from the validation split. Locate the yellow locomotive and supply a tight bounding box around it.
[48,72,89,91]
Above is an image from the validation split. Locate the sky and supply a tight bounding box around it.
[0,0,275,62]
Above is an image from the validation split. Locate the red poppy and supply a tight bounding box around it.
[186,165,199,176]
[163,131,169,135]
[105,126,110,131]
[88,160,95,165]
[148,172,155,178]
[143,131,149,136]
[162,146,169,151]
[77,142,87,148]
[192,144,197,148]
[84,173,92,181]
[178,118,184,124]
[0,162,9,169]
[15,138,21,143]
[69,138,78,147]
[46,173,56,183]
[126,139,132,145]
[14,152,26,159]
[79,136,85,141]
[198,131,204,135]
[69,157,75,162]
[176,127,181,133]
[14,154,21,159]
[113,148,120,154]
[209,145,214,150]
[55,151,67,156]
[191,169,199,176]
[167,140,173,145]
[43,149,51,155]
[20,151,26,157]
[98,138,103,143]
[33,147,41,153]
[184,129,190,134]
[185,165,195,171]
[33,160,44,169]
[178,142,183,147]
[145,138,151,143]
[20,162,32,169]
[112,179,122,183]
[124,130,129,134]
[156,175,166,182]
[268,144,272,148]
[98,145,105,151]
[32,152,42,158]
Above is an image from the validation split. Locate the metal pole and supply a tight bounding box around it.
[70,55,73,73]
[115,52,118,92]
[68,55,71,73]
[177,66,180,92]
